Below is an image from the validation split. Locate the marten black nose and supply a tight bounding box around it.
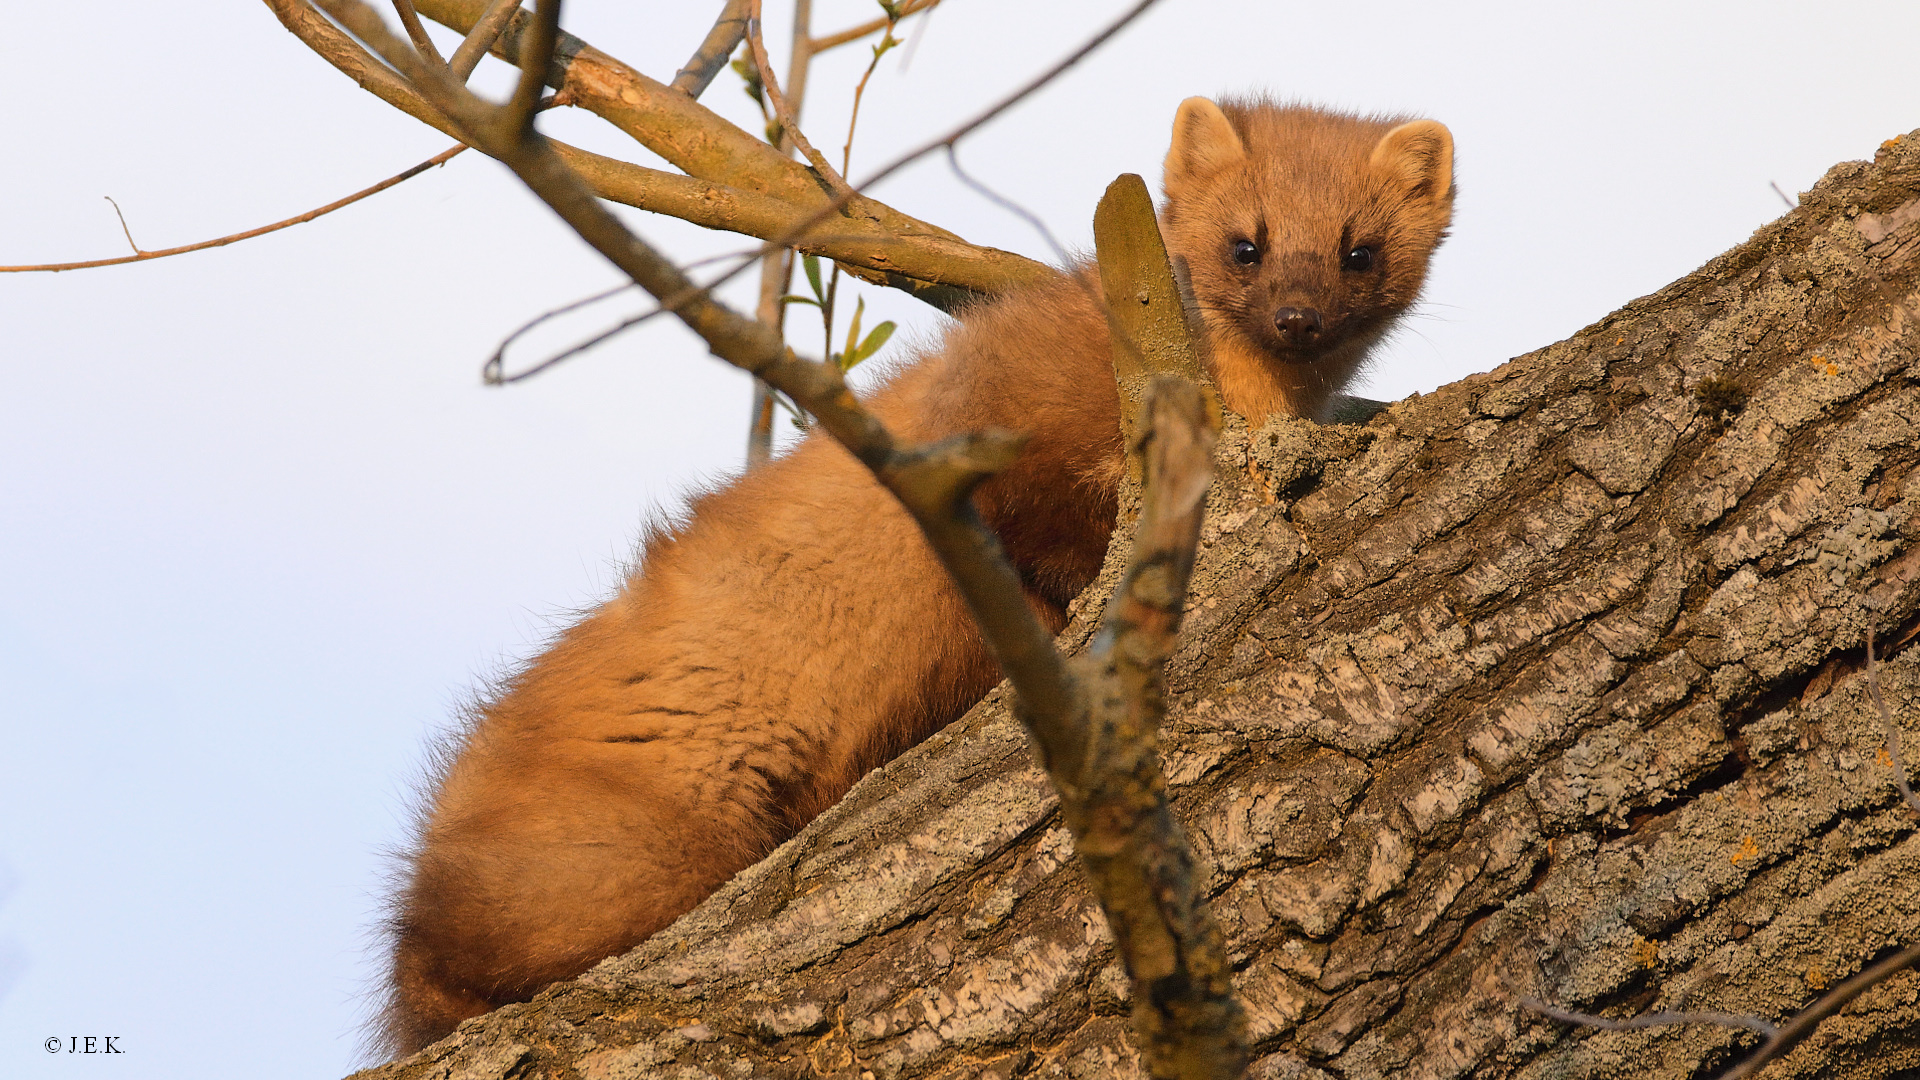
[1274,307,1324,346]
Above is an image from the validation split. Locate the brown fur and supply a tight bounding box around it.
[381,98,1454,1055]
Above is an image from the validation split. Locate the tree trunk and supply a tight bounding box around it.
[349,133,1920,1080]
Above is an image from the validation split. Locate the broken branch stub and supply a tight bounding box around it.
[1094,172,1213,442]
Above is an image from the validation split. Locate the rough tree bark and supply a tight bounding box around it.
[349,132,1920,1080]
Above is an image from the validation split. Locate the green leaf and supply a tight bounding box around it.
[779,294,821,308]
[840,296,866,371]
[730,57,765,107]
[851,320,896,366]
[802,253,825,304]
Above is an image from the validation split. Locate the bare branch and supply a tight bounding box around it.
[745,0,810,464]
[2,145,468,273]
[852,0,1162,193]
[602,0,1167,312]
[810,0,938,53]
[670,0,749,97]
[745,0,851,197]
[482,279,645,385]
[273,0,1051,303]
[646,0,1166,309]
[1523,939,1920,1080]
[1717,941,1920,1080]
[391,0,447,67]
[448,0,520,81]
[1060,379,1241,1080]
[945,144,1070,262]
[837,2,910,176]
[1867,628,1920,817]
[501,0,558,137]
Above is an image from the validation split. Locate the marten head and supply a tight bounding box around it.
[1159,97,1454,421]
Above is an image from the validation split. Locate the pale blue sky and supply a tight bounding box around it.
[3,2,1916,1077]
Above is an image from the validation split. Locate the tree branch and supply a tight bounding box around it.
[1524,939,1920,1080]
[271,0,1157,305]
[390,0,447,68]
[670,0,750,97]
[1,144,468,273]
[810,0,939,54]
[744,0,851,197]
[263,0,1043,307]
[447,0,519,81]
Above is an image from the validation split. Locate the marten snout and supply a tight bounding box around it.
[1274,306,1324,346]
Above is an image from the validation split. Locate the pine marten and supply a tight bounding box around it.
[381,97,1454,1054]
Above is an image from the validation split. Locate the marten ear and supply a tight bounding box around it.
[1164,97,1247,201]
[1371,119,1454,203]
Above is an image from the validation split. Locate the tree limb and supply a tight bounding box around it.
[671,0,750,98]
[262,0,1044,307]
[447,0,519,81]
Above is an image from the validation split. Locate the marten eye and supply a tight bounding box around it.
[1230,239,1260,266]
[1342,245,1376,272]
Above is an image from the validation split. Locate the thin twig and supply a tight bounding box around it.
[809,0,938,53]
[670,0,750,97]
[501,0,558,136]
[2,145,468,273]
[639,0,1164,320]
[745,0,851,196]
[747,0,812,464]
[391,0,448,67]
[474,0,1157,382]
[271,0,1050,305]
[1721,941,1920,1080]
[1523,940,1920,1080]
[487,304,665,384]
[448,0,520,81]
[482,279,635,383]
[1867,629,1920,817]
[1770,180,1797,210]
[103,197,142,255]
[944,145,1071,264]
[838,4,901,178]
[854,0,1158,194]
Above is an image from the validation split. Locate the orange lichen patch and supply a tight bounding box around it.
[1731,835,1760,864]
[1633,936,1660,970]
[1809,354,1840,376]
[1885,136,1903,151]
[1806,966,1830,991]
[1880,747,1896,768]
